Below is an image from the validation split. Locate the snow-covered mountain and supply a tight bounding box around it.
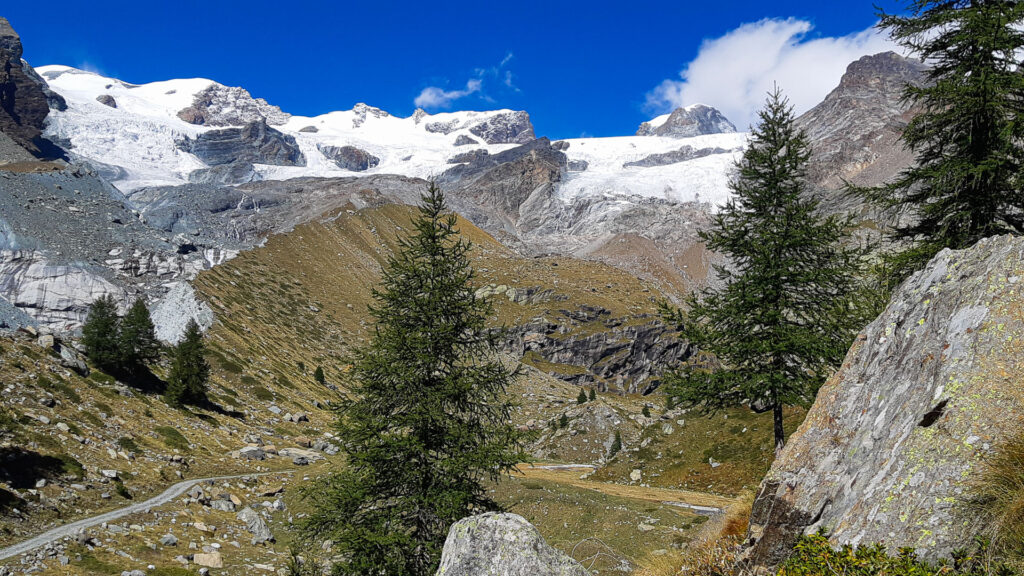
[38,66,747,208]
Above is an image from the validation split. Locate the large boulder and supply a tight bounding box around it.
[435,513,589,576]
[741,235,1024,571]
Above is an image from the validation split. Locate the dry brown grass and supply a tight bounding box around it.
[972,432,1024,569]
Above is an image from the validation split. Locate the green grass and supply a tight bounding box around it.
[36,375,82,403]
[117,437,140,453]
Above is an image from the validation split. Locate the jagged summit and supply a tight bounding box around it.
[636,104,737,138]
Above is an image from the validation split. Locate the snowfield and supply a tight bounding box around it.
[36,65,747,209]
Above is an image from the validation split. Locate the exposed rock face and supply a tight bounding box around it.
[187,159,258,185]
[468,110,535,144]
[0,17,65,158]
[454,134,478,146]
[441,138,566,232]
[0,251,126,328]
[435,513,589,576]
[742,235,1024,571]
[151,282,214,343]
[177,84,290,126]
[317,144,380,172]
[350,103,389,128]
[508,315,690,394]
[95,94,117,108]
[177,120,305,167]
[636,104,736,138]
[798,52,927,214]
[425,111,535,144]
[623,145,738,168]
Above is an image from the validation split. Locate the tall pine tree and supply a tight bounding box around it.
[662,88,862,451]
[119,299,160,374]
[301,183,529,576]
[861,1,1024,280]
[82,294,121,372]
[164,319,210,407]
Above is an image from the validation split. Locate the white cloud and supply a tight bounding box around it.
[414,52,517,109]
[646,18,900,129]
[414,78,483,109]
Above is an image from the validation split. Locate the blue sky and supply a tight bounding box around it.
[5,1,898,138]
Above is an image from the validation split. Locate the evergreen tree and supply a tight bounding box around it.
[609,430,622,458]
[642,405,651,418]
[558,413,569,429]
[119,299,159,373]
[164,320,210,407]
[82,295,121,372]
[859,1,1024,281]
[314,366,325,385]
[588,388,596,401]
[301,183,529,576]
[577,389,588,404]
[662,88,862,452]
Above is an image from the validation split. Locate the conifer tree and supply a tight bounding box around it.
[313,366,325,385]
[588,388,596,401]
[609,430,622,458]
[577,389,588,404]
[859,1,1024,280]
[82,295,121,372]
[301,183,529,576]
[119,299,160,373]
[662,88,862,452]
[164,320,209,407]
[559,413,569,429]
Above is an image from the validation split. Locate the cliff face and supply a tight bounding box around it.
[0,17,64,159]
[742,236,1024,571]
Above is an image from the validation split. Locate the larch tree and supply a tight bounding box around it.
[300,182,529,576]
[860,0,1024,281]
[662,88,863,451]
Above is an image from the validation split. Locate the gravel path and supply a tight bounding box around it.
[0,471,293,561]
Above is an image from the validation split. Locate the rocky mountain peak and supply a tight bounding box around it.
[636,104,737,138]
[798,51,928,209]
[177,84,291,127]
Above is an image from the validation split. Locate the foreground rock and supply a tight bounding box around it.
[0,17,66,158]
[742,235,1024,570]
[436,513,589,576]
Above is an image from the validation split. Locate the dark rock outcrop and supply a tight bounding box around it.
[636,104,736,138]
[436,513,589,576]
[177,120,305,167]
[187,160,258,185]
[95,94,117,108]
[0,17,65,158]
[507,314,690,394]
[447,149,489,164]
[623,145,737,168]
[741,235,1024,571]
[453,134,478,146]
[426,111,535,144]
[440,138,566,232]
[317,144,379,172]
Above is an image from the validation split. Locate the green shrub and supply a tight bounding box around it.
[780,533,1008,576]
[117,437,140,453]
[36,376,82,403]
[154,426,190,451]
[57,454,85,479]
[252,386,274,401]
[609,430,622,458]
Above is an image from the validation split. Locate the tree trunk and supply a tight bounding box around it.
[773,401,785,454]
